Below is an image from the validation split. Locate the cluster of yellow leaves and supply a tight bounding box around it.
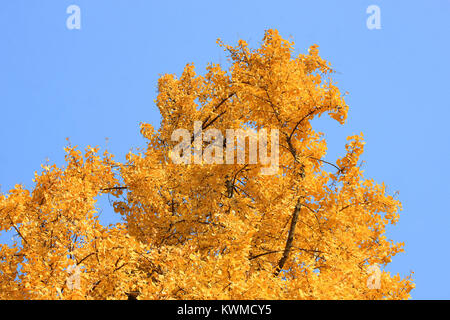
[0,30,413,300]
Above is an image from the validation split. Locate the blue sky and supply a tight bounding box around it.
[0,0,449,299]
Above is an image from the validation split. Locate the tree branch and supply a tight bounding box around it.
[7,214,28,245]
[274,198,302,276]
[100,186,128,192]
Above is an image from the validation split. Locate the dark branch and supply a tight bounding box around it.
[274,198,302,276]
[101,186,128,192]
[249,250,281,260]
[307,156,341,172]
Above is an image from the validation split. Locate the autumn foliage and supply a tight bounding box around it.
[0,30,414,299]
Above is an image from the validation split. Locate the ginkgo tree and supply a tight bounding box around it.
[0,29,414,300]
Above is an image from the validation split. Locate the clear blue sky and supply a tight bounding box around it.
[1,0,449,299]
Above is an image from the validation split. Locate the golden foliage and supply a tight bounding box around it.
[0,30,413,300]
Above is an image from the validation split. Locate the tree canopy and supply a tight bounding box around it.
[0,29,414,299]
